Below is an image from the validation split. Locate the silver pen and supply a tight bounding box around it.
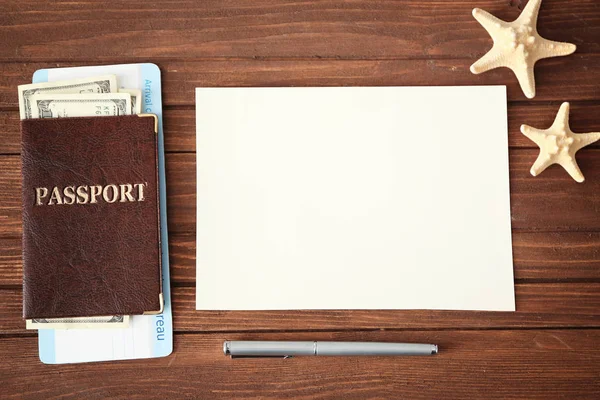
[224,341,438,358]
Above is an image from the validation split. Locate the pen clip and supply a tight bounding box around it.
[230,355,294,359]
[224,341,294,359]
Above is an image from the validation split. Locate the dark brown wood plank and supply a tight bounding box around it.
[0,0,597,397]
[2,151,599,237]
[1,231,598,287]
[0,0,598,62]
[177,102,600,151]
[1,330,598,399]
[2,57,600,110]
[3,102,600,154]
[172,284,600,332]
[175,232,600,283]
[0,237,20,285]
[167,149,600,233]
[159,56,600,104]
[2,283,600,334]
[2,232,599,288]
[508,150,600,230]
[512,232,600,280]
[0,156,20,235]
[0,111,20,154]
[0,290,22,333]
[167,231,600,283]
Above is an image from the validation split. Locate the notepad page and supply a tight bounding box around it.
[195,86,514,311]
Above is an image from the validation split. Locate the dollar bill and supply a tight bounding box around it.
[18,75,117,120]
[29,93,131,119]
[26,315,130,330]
[119,88,142,114]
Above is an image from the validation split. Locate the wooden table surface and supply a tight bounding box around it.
[1,0,599,398]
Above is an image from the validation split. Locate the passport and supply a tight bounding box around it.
[21,114,163,319]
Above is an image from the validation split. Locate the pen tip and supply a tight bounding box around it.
[432,345,438,354]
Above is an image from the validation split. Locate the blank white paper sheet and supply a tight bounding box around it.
[195,86,515,311]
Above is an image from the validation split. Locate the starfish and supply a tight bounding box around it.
[521,102,600,182]
[470,0,576,99]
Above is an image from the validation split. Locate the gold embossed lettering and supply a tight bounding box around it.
[34,183,148,205]
[119,184,135,202]
[76,185,89,204]
[102,184,119,203]
[35,187,48,206]
[134,183,146,202]
[63,186,76,205]
[90,185,103,204]
[48,187,63,205]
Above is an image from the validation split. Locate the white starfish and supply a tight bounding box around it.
[470,0,576,98]
[521,102,600,182]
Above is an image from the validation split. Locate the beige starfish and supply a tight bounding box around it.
[470,0,576,99]
[521,102,600,182]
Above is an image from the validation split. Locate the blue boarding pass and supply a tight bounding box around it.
[32,64,173,364]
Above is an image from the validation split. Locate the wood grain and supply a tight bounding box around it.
[176,101,600,151]
[3,150,600,237]
[0,0,598,62]
[0,111,19,154]
[1,0,599,396]
[2,57,600,109]
[169,231,600,283]
[2,283,600,334]
[172,284,600,332]
[511,232,600,280]
[0,232,596,286]
[1,330,598,399]
[3,103,600,154]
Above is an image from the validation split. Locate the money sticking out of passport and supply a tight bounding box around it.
[26,316,130,330]
[19,76,138,120]
[20,64,172,363]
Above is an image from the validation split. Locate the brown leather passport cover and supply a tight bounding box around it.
[21,115,162,319]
